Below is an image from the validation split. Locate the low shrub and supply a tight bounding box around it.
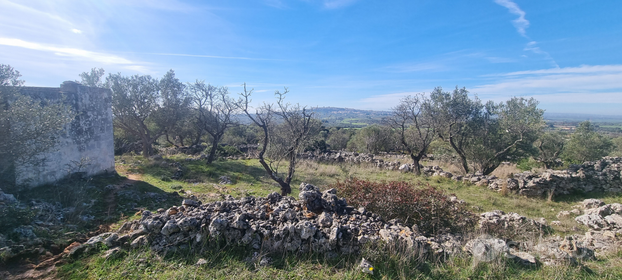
[331,178,477,235]
[516,157,542,172]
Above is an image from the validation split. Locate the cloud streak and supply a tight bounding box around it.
[494,0,529,37]
[357,64,622,110]
[473,64,622,103]
[494,0,559,68]
[0,37,144,67]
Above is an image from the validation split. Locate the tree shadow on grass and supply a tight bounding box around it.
[15,172,183,233]
[552,191,622,204]
[135,158,270,185]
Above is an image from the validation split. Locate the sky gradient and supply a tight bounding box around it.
[1,0,621,114]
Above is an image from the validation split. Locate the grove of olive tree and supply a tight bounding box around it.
[105,70,189,156]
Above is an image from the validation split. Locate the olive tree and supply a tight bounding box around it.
[563,121,614,163]
[535,131,566,169]
[326,128,354,150]
[240,84,316,195]
[156,70,191,147]
[429,87,481,173]
[347,125,395,153]
[105,70,188,156]
[385,93,436,175]
[465,97,544,175]
[188,81,239,164]
[611,137,622,157]
[430,87,544,175]
[79,67,105,87]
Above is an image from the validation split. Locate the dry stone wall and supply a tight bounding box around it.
[303,151,622,198]
[468,157,622,197]
[14,81,114,187]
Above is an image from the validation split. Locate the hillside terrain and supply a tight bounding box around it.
[2,154,622,279]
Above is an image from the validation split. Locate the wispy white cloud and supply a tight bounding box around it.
[71,29,82,34]
[472,64,622,103]
[0,37,144,68]
[524,41,559,68]
[0,0,75,27]
[357,64,622,111]
[105,0,196,12]
[501,64,622,76]
[493,0,559,68]
[494,0,529,38]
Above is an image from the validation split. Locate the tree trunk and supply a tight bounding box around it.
[410,154,422,175]
[278,181,292,196]
[165,134,178,147]
[141,135,152,156]
[448,138,469,173]
[255,126,292,196]
[192,130,202,146]
[482,163,498,176]
[206,135,220,164]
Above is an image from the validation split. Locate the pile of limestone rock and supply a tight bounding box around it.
[467,200,622,267]
[70,186,620,268]
[80,183,463,260]
[574,199,622,235]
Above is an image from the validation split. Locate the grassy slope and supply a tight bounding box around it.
[55,155,622,279]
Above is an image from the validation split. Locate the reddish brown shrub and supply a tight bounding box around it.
[331,178,477,235]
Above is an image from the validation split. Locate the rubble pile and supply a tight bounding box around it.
[82,183,467,259]
[574,199,622,233]
[478,210,549,239]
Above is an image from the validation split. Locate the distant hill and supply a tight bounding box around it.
[312,107,391,128]
[238,108,622,129]
[544,112,622,123]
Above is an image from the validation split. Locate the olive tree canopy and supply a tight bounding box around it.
[430,87,544,175]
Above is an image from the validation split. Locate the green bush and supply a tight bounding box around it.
[331,178,477,235]
[516,157,542,172]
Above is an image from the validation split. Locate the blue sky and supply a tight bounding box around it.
[1,0,621,114]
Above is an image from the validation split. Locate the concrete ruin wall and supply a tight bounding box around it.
[15,81,115,187]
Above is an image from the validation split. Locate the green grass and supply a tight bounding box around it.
[116,155,622,235]
[49,154,622,279]
[57,239,622,279]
